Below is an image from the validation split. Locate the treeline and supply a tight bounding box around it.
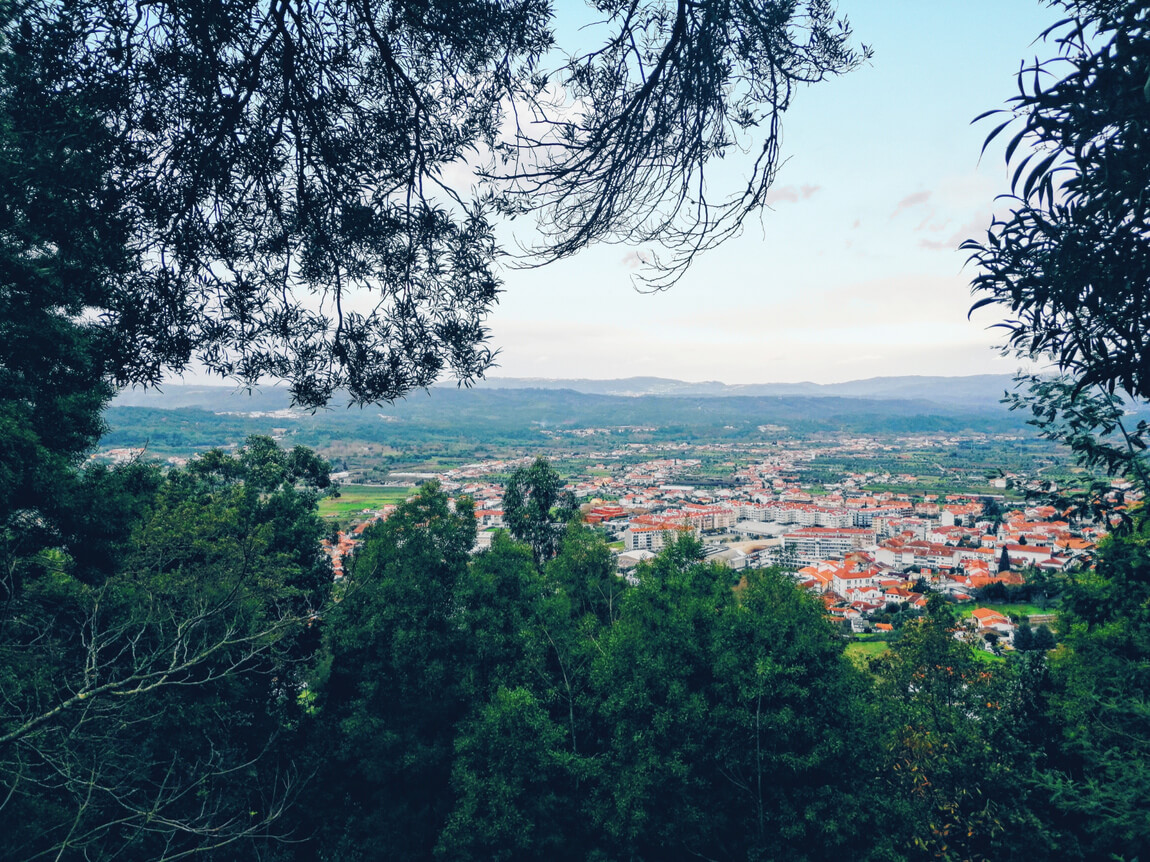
[3,440,1149,860]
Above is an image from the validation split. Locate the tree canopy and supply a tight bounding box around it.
[501,456,578,564]
[965,4,1150,857]
[1,0,867,407]
[966,0,1150,493]
[0,437,332,859]
[967,1,1150,400]
[15,1,1150,858]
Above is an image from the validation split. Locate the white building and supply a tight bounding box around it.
[782,528,876,566]
[624,524,692,552]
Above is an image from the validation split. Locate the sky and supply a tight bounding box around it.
[483,0,1067,385]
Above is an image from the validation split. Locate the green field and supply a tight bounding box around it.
[845,640,890,665]
[959,602,1053,621]
[318,484,415,519]
[971,647,1008,664]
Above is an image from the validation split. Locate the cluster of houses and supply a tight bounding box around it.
[567,456,1109,645]
[320,448,1115,647]
[320,505,399,578]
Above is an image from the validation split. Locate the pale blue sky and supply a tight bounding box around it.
[487,0,1066,383]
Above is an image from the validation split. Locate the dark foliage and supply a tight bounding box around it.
[0,438,331,860]
[496,0,869,289]
[305,483,477,859]
[966,1,1150,496]
[502,456,578,564]
[1034,526,1150,859]
[2,0,865,407]
[966,2,1150,401]
[869,597,1047,861]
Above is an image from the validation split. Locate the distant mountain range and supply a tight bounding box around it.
[468,374,1020,407]
[102,375,1037,452]
[114,374,1021,411]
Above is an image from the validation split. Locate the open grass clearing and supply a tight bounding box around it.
[845,640,890,665]
[959,602,1053,621]
[971,646,1008,664]
[319,484,414,519]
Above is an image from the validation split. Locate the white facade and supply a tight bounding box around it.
[624,526,691,552]
[783,528,876,566]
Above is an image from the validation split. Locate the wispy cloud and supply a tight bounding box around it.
[890,190,931,219]
[919,216,989,251]
[620,250,648,270]
[766,183,821,205]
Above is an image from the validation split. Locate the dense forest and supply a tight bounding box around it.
[5,441,1150,860]
[4,0,1150,858]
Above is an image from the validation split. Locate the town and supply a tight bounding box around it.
[320,429,1115,655]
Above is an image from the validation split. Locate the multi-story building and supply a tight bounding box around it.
[624,524,693,552]
[782,527,876,566]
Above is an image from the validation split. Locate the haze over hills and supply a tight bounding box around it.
[100,375,1035,454]
[467,374,1020,407]
[113,374,1021,411]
